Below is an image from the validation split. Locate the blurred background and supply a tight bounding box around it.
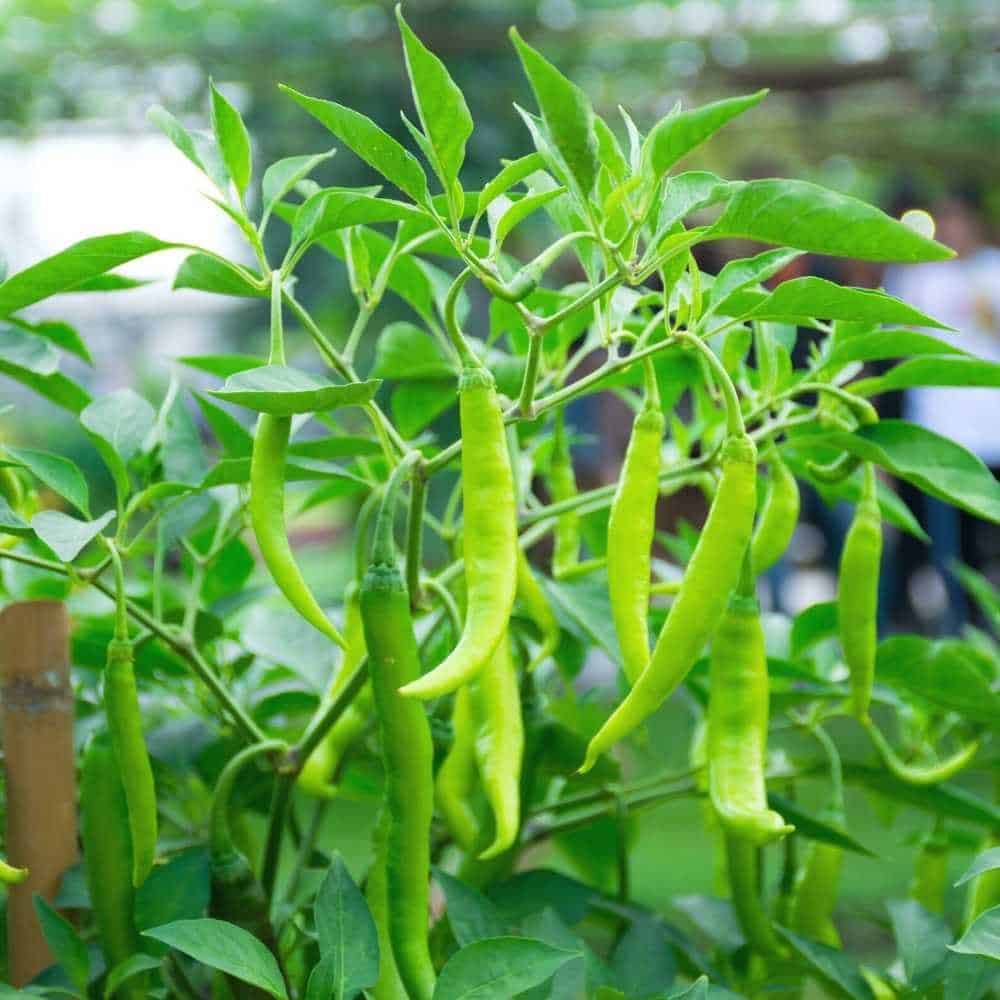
[2,0,999,939]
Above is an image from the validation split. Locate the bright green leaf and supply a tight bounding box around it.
[32,509,115,561]
[949,905,1000,961]
[3,446,90,516]
[210,365,380,415]
[210,81,253,199]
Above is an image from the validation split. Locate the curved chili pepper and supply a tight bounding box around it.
[400,366,517,699]
[104,614,158,889]
[472,630,524,860]
[208,740,285,965]
[725,833,782,958]
[249,274,346,649]
[516,548,560,673]
[607,360,664,684]
[360,463,436,1000]
[580,432,757,772]
[298,583,373,798]
[838,463,882,721]
[750,447,800,575]
[367,811,410,1000]
[435,683,483,854]
[81,734,146,999]
[789,834,844,948]
[707,561,792,846]
[864,719,980,786]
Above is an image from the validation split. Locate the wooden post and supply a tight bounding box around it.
[1,600,76,987]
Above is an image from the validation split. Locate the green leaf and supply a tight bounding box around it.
[0,325,60,375]
[0,494,30,537]
[767,794,874,856]
[489,188,565,254]
[210,365,380,416]
[143,918,288,999]
[643,90,767,179]
[292,188,422,247]
[734,276,951,329]
[0,231,179,316]
[949,905,1000,961]
[396,6,473,196]
[309,855,379,999]
[33,894,90,992]
[790,601,838,657]
[712,179,954,262]
[776,926,874,1000]
[200,456,365,491]
[851,356,1000,396]
[887,899,951,987]
[134,848,211,948]
[210,81,253,199]
[432,937,579,1000]
[261,150,336,222]
[704,247,803,318]
[32,509,115,561]
[194,393,253,457]
[82,389,156,499]
[0,352,91,414]
[821,328,965,372]
[3,446,90,516]
[289,435,380,461]
[7,317,92,365]
[370,322,458,381]
[875,635,1000,725]
[147,105,229,191]
[280,85,428,203]
[654,171,738,238]
[487,869,597,926]
[160,390,208,486]
[956,848,1000,887]
[390,380,455,437]
[174,252,265,298]
[477,153,546,217]
[104,954,162,999]
[610,916,676,997]
[510,27,599,199]
[821,420,1000,524]
[433,869,507,947]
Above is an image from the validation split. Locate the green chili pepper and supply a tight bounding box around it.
[838,463,882,721]
[516,548,560,673]
[910,830,949,914]
[299,583,373,798]
[725,833,782,958]
[607,360,663,684]
[789,832,844,948]
[864,719,980,786]
[707,558,792,846]
[360,461,436,1000]
[249,274,346,650]
[367,811,410,1000]
[471,630,524,860]
[0,857,27,885]
[549,409,581,580]
[581,432,757,772]
[401,366,517,700]
[751,447,800,575]
[435,683,483,854]
[81,734,145,999]
[103,638,158,888]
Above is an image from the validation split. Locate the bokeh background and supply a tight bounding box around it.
[2,0,999,960]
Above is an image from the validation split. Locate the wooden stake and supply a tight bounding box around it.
[1,600,76,987]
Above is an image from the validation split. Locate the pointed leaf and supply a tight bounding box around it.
[643,90,767,178]
[712,179,954,262]
[147,105,229,191]
[0,232,179,315]
[433,869,507,947]
[3,446,89,516]
[280,85,428,203]
[776,926,874,1000]
[6,318,91,365]
[887,899,951,986]
[173,252,265,298]
[477,153,546,216]
[104,953,162,999]
[210,81,253,198]
[396,7,473,192]
[0,326,60,375]
[261,150,336,221]
[490,188,565,253]
[210,365,380,415]
[0,495,30,537]
[33,895,90,992]
[821,329,965,372]
[143,918,288,999]
[949,905,1000,961]
[370,322,458,381]
[956,847,1000,887]
[851,356,1000,396]
[82,388,156,465]
[510,27,599,198]
[32,509,116,561]
[704,247,803,317]
[432,936,579,1000]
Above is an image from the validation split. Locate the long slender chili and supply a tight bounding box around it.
[864,719,980,786]
[249,273,346,649]
[607,359,664,684]
[209,740,286,966]
[581,431,757,772]
[548,409,580,579]
[81,734,146,1000]
[516,548,560,673]
[750,446,800,575]
[360,460,436,1000]
[400,364,517,699]
[367,811,410,1000]
[104,543,158,887]
[707,556,792,845]
[838,462,882,721]
[472,630,524,859]
[435,683,483,854]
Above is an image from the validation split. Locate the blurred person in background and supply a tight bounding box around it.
[883,189,1000,633]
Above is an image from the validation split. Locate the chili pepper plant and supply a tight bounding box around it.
[1,9,999,999]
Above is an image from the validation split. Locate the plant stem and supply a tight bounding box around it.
[405,464,427,610]
[518,332,544,417]
[261,772,295,899]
